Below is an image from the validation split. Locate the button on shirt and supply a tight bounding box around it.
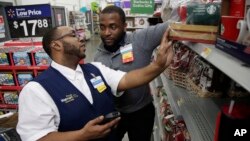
[17,61,126,141]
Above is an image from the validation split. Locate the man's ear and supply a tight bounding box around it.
[51,41,62,51]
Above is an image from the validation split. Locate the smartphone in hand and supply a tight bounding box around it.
[100,111,121,124]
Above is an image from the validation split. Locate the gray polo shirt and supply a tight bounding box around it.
[94,22,169,113]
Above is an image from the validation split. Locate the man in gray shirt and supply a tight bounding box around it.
[94,6,169,141]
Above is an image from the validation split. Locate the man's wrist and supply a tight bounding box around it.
[151,61,164,72]
[75,129,88,141]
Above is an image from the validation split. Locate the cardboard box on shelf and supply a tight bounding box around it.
[215,37,250,65]
[0,73,15,86]
[186,2,221,26]
[13,52,31,66]
[3,91,18,105]
[169,23,218,44]
[35,52,51,66]
[0,53,9,65]
[229,0,246,17]
[17,73,33,87]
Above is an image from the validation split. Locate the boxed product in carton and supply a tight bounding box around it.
[3,91,18,105]
[0,53,9,65]
[169,22,218,44]
[35,52,51,66]
[17,73,33,86]
[186,2,221,26]
[215,37,250,65]
[13,52,31,66]
[0,73,14,86]
[229,0,246,17]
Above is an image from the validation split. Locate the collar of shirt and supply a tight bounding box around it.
[51,61,83,81]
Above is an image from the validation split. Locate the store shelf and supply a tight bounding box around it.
[160,74,224,141]
[0,86,22,91]
[0,66,48,71]
[126,15,156,18]
[126,27,144,29]
[0,104,17,109]
[160,74,182,118]
[150,82,165,141]
[183,42,250,92]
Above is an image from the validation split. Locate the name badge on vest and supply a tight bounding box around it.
[90,76,107,93]
[120,44,134,63]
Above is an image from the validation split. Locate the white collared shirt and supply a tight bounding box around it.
[17,61,126,141]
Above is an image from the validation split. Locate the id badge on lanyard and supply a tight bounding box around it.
[90,75,107,93]
[120,44,134,63]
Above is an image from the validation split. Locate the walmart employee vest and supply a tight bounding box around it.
[33,63,115,133]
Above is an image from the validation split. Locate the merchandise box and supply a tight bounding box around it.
[0,73,15,86]
[17,73,33,87]
[186,2,221,26]
[134,17,149,28]
[229,0,246,17]
[2,91,18,105]
[13,52,31,66]
[221,0,230,16]
[35,52,51,66]
[169,23,218,44]
[215,37,250,65]
[0,53,9,65]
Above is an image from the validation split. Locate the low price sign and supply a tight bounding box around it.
[5,4,52,38]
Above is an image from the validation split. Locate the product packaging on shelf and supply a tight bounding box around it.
[13,52,31,66]
[169,1,221,44]
[186,2,221,26]
[35,52,51,66]
[215,0,250,65]
[215,37,250,65]
[169,22,219,44]
[0,73,15,86]
[0,53,9,65]
[3,91,18,105]
[167,41,196,88]
[186,57,224,98]
[229,0,246,17]
[17,73,33,87]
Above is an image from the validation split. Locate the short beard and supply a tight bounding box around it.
[62,41,86,59]
[103,32,126,53]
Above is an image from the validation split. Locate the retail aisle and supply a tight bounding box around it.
[85,35,129,141]
[85,35,101,63]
